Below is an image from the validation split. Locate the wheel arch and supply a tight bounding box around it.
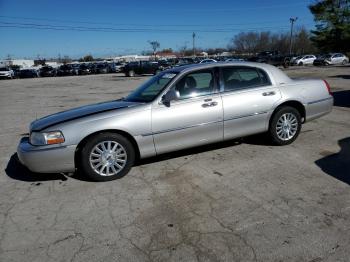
[270,100,306,126]
[74,129,141,169]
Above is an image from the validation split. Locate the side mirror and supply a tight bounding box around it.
[161,89,179,107]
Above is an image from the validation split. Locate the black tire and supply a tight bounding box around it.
[342,60,347,65]
[283,60,290,68]
[298,62,303,66]
[80,132,135,181]
[269,106,302,146]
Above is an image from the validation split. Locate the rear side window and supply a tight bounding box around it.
[222,67,271,92]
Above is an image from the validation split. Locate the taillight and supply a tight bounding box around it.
[323,80,332,96]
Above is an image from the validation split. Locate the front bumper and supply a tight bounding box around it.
[17,137,77,173]
[0,74,11,79]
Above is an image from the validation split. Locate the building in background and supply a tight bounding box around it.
[0,59,35,68]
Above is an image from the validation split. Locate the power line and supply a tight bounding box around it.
[0,21,302,34]
[0,15,312,28]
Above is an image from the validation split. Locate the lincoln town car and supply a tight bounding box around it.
[17,62,333,181]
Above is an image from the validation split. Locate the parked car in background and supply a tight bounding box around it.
[0,67,15,79]
[78,63,91,75]
[123,61,163,76]
[248,51,291,68]
[114,62,125,73]
[70,64,80,75]
[313,53,349,66]
[87,63,97,74]
[107,62,125,73]
[199,59,217,64]
[174,58,195,67]
[18,69,39,78]
[39,66,57,77]
[95,63,109,74]
[158,59,172,70]
[292,55,316,66]
[57,64,77,76]
[17,62,333,181]
[225,57,245,62]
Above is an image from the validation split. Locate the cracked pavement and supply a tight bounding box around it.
[0,67,349,261]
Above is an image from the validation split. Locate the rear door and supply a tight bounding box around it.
[219,66,282,139]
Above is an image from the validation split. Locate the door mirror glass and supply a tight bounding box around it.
[161,89,179,106]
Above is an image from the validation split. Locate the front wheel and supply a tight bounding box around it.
[80,133,135,181]
[269,107,301,145]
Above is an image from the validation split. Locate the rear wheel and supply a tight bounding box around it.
[342,60,347,65]
[283,60,290,68]
[80,133,135,181]
[269,107,301,145]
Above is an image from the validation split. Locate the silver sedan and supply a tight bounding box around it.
[17,62,333,181]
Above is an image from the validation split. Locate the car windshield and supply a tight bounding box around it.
[125,72,178,103]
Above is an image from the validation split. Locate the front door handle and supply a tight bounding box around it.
[262,91,276,96]
[202,101,218,108]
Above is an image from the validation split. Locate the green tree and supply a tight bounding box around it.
[81,55,94,62]
[309,0,350,52]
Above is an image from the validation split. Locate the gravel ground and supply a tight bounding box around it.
[0,65,349,262]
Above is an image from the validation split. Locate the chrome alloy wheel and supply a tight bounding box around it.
[276,113,298,141]
[89,141,127,176]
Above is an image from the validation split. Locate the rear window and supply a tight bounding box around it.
[222,67,271,91]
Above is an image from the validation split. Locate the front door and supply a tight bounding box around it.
[152,69,223,154]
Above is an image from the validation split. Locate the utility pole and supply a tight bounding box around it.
[192,32,196,57]
[289,17,298,55]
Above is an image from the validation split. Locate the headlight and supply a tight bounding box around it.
[30,131,65,145]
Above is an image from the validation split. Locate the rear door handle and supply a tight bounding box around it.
[202,101,218,108]
[262,91,276,96]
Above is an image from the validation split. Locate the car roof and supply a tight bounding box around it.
[168,61,272,72]
[166,61,291,84]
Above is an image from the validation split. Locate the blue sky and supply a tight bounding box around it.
[0,0,315,59]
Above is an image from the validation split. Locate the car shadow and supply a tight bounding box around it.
[5,153,68,182]
[137,138,243,166]
[330,75,350,79]
[5,134,273,182]
[315,137,350,185]
[332,90,350,107]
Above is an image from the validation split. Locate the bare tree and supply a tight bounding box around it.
[229,29,315,55]
[148,41,160,60]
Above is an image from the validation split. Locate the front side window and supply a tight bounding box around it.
[125,72,177,102]
[222,67,271,92]
[174,70,215,100]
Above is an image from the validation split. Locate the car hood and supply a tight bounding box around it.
[31,100,140,131]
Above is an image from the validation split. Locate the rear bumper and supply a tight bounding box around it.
[305,96,333,122]
[17,137,77,173]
